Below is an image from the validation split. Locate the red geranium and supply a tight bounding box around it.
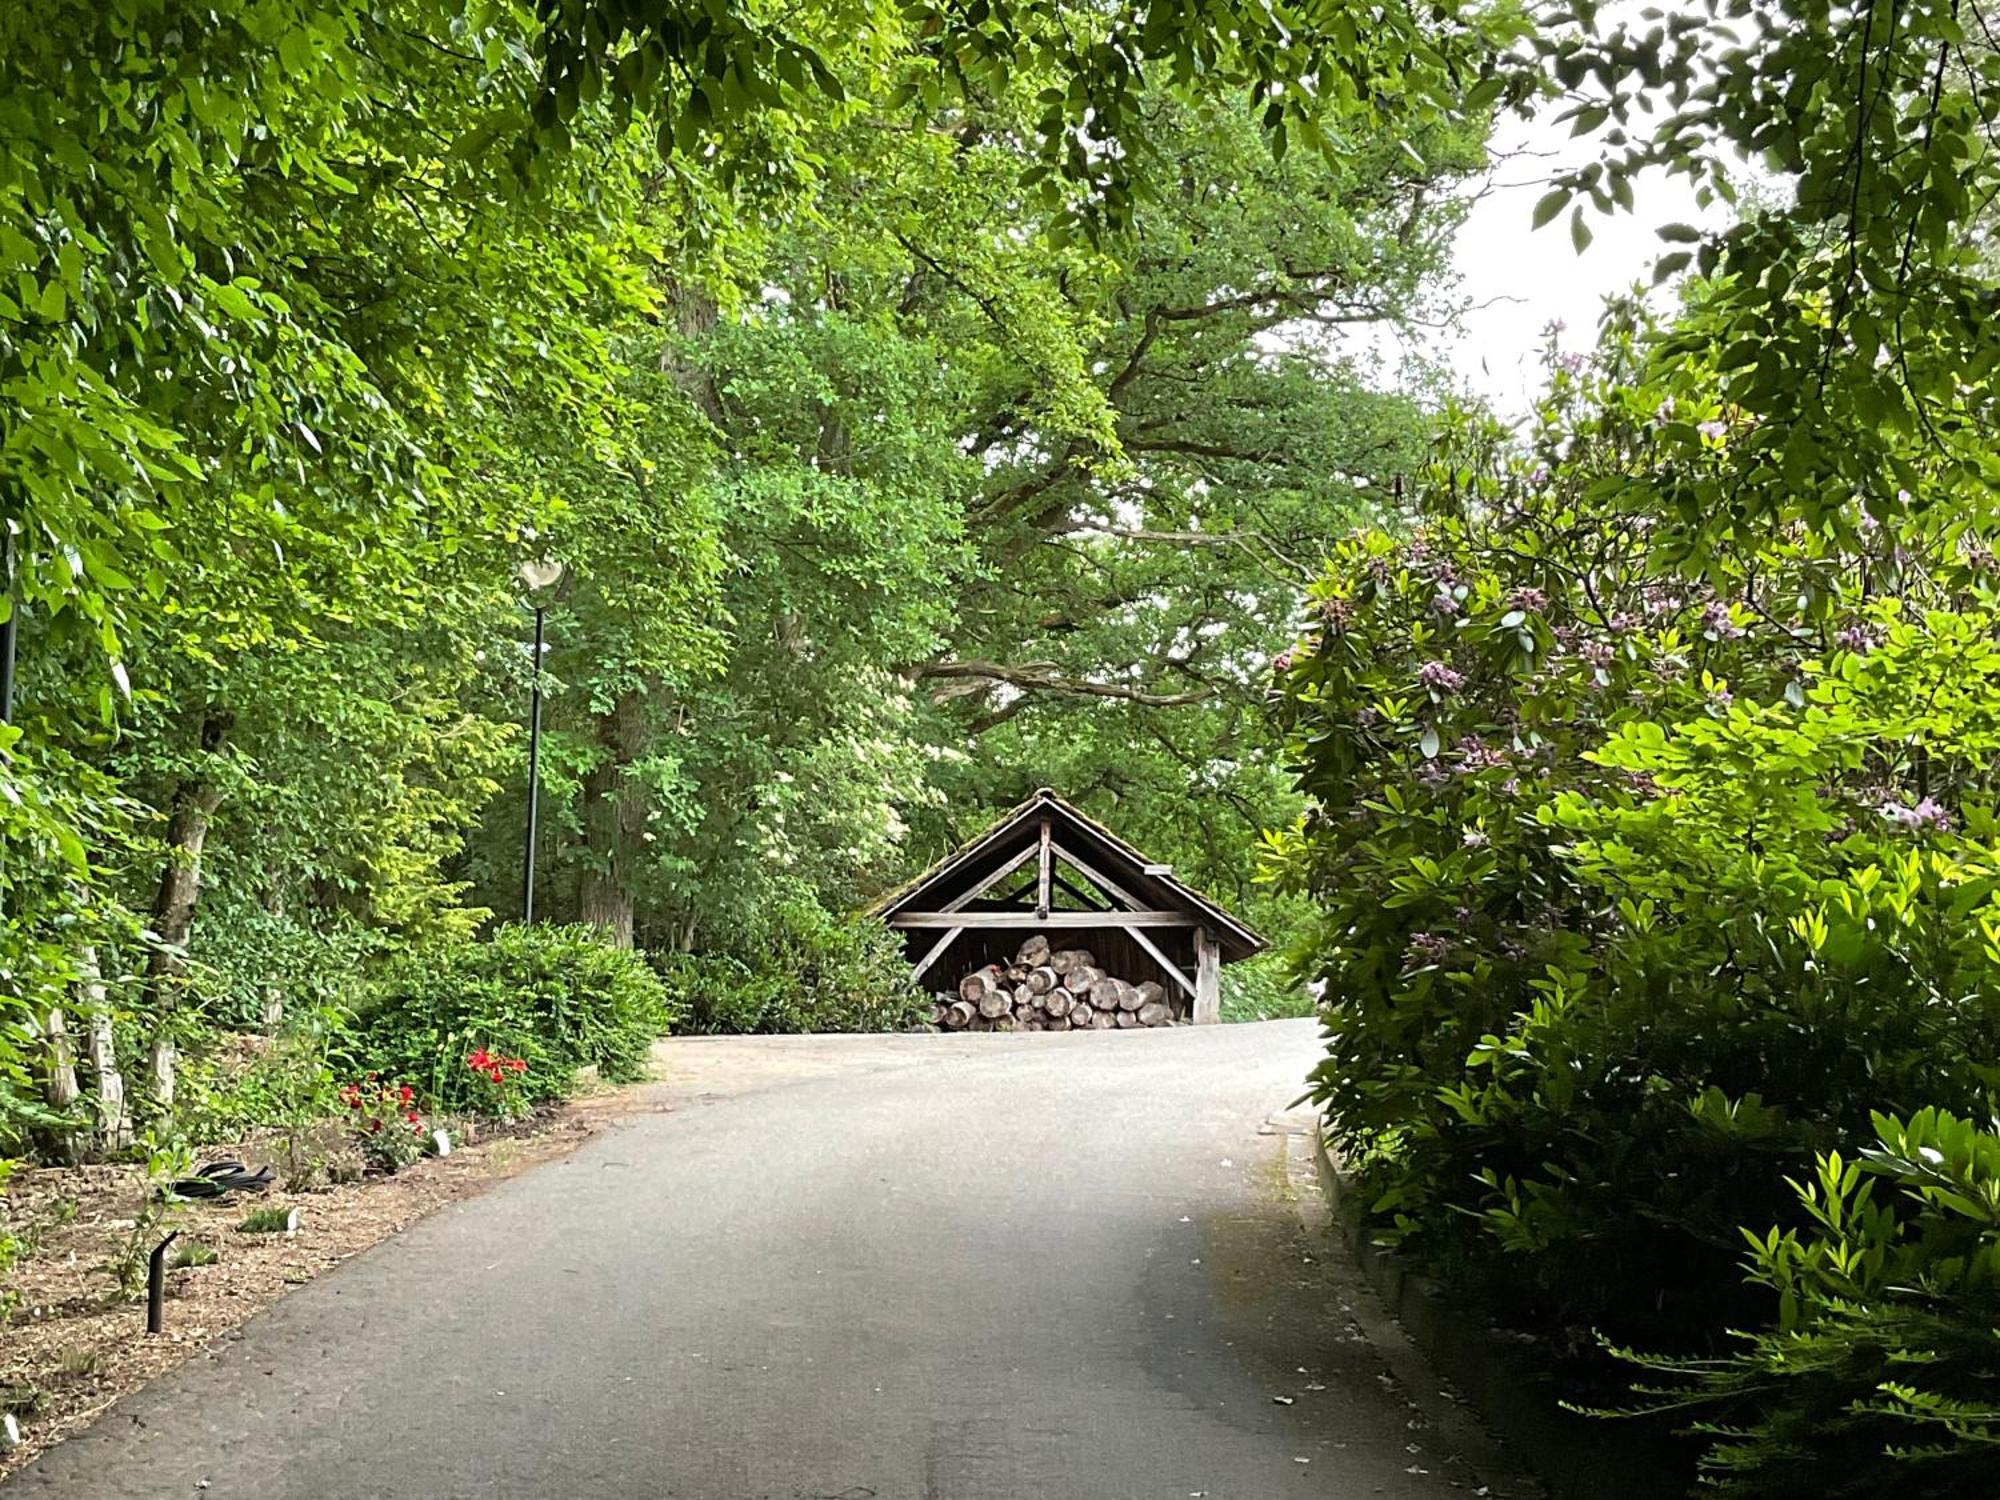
[338,1077,430,1173]
[465,1048,531,1121]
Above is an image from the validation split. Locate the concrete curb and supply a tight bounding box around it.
[1309,1121,1689,1500]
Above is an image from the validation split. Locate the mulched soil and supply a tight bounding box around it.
[0,1107,605,1479]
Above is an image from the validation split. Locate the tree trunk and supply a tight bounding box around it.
[76,944,129,1154]
[38,1005,81,1165]
[142,711,230,1110]
[578,688,647,948]
[660,282,724,422]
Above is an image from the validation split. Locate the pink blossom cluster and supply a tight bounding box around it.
[1880,798,1952,833]
[1417,660,1464,694]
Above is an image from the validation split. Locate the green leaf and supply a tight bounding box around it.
[1532,188,1570,230]
[1569,207,1594,254]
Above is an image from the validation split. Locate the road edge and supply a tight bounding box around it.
[1306,1119,1689,1500]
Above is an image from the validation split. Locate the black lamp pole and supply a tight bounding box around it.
[521,600,546,924]
[516,557,561,925]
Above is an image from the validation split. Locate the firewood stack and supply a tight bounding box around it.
[932,933,1180,1031]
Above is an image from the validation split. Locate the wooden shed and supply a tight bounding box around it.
[871,789,1265,1026]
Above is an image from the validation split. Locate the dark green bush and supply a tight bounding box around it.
[1272,508,2000,1367]
[1618,1109,2000,1497]
[350,924,675,1113]
[656,900,925,1034]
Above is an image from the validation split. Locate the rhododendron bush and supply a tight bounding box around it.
[1268,325,2000,1406]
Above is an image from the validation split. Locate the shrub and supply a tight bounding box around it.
[349,924,675,1114]
[1220,954,1317,1022]
[657,899,925,1033]
[1270,480,2000,1366]
[185,905,384,1032]
[176,1005,347,1142]
[1618,1109,2000,1497]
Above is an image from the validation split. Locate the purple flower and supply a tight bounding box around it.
[1457,736,1508,772]
[1510,587,1548,613]
[1880,798,1952,833]
[1833,622,1882,654]
[1696,419,1728,441]
[1407,932,1452,965]
[1699,601,1745,640]
[1579,639,1615,669]
[1417,660,1465,694]
[1431,590,1460,618]
[1321,596,1355,629]
[1528,464,1550,487]
[1654,397,1675,423]
[1461,829,1488,849]
[1557,351,1586,375]
[1965,539,1994,571]
[1272,651,1293,674]
[1607,612,1639,635]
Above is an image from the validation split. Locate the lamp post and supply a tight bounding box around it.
[518,557,563,923]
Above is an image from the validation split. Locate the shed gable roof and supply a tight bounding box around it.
[870,788,1265,963]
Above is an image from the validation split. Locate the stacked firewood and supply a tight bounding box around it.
[932,933,1179,1031]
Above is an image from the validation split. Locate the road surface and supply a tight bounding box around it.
[8,1021,1535,1499]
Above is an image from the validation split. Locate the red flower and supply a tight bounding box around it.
[488,1067,504,1083]
[467,1048,491,1070]
[406,1110,421,1124]
[506,1057,527,1073]
[397,1084,414,1104]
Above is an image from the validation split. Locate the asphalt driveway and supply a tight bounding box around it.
[6,1021,1534,1499]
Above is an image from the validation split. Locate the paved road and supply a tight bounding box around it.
[9,1022,1535,1499]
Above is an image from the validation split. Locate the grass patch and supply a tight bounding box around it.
[235,1206,296,1235]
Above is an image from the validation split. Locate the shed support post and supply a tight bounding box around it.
[1036,817,1052,920]
[1193,925,1221,1024]
[911,925,965,984]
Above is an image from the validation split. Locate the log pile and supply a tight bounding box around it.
[932,933,1181,1031]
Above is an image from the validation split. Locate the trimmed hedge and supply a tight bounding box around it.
[351,924,675,1113]
[656,900,926,1034]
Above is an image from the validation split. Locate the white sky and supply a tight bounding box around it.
[1431,102,1730,417]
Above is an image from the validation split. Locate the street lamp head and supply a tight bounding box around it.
[518,556,564,593]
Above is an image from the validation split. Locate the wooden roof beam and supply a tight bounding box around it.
[889,911,1197,929]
